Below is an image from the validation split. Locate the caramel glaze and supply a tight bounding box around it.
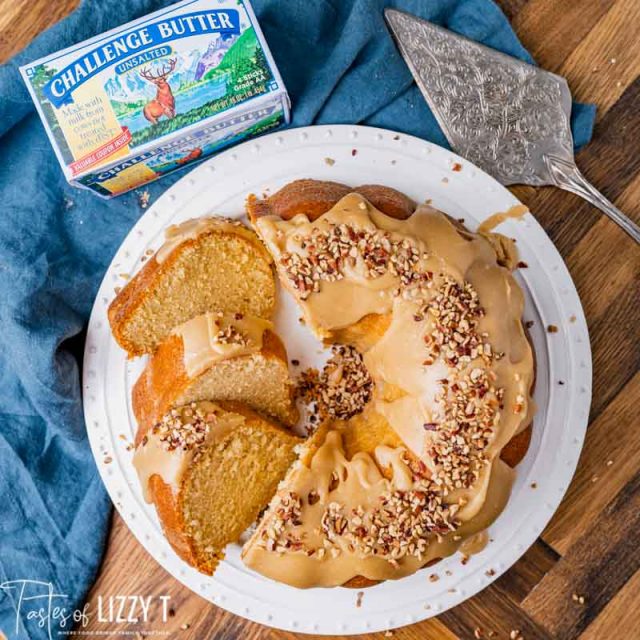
[175,311,272,378]
[133,401,243,503]
[156,216,272,265]
[477,204,529,235]
[244,194,535,588]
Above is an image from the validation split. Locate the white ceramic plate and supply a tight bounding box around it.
[84,125,592,635]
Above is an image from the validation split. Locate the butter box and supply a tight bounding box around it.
[20,0,290,197]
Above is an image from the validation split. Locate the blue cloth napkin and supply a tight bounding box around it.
[0,0,595,638]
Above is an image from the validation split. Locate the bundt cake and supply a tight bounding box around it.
[242,181,535,587]
[109,216,276,357]
[133,311,299,435]
[133,400,301,574]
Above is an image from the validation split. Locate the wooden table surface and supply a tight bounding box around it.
[2,0,639,638]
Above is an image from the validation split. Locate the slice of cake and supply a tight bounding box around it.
[241,423,515,588]
[109,216,276,357]
[133,400,301,575]
[133,311,299,433]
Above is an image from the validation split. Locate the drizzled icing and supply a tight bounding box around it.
[245,193,535,587]
[155,216,270,264]
[477,204,529,235]
[174,311,273,377]
[242,427,515,588]
[133,401,244,502]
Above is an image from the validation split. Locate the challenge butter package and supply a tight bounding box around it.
[20,0,290,198]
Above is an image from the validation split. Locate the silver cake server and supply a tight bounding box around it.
[385,8,640,243]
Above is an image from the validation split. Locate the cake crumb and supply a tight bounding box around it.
[452,162,463,172]
[569,314,576,323]
[429,573,439,582]
[180,623,191,630]
[324,157,336,166]
[291,359,300,366]
[351,149,358,157]
[442,177,449,184]
[547,324,558,333]
[356,591,364,608]
[525,320,534,329]
[485,568,496,577]
[517,261,529,269]
[474,627,484,639]
[103,456,112,464]
[384,630,394,637]
[510,630,523,640]
[572,593,586,604]
[530,482,538,489]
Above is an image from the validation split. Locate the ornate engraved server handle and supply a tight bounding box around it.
[545,155,640,243]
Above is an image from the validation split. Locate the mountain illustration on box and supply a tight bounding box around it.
[105,27,273,147]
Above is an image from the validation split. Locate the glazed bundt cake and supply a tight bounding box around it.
[133,400,301,574]
[133,310,299,434]
[109,216,276,357]
[242,181,535,587]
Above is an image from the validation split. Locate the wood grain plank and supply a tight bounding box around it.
[542,372,640,554]
[523,469,640,638]
[565,218,640,322]
[584,280,639,420]
[561,206,640,421]
[494,0,531,21]
[512,0,613,71]
[556,0,640,118]
[579,570,640,640]
[0,0,78,63]
[492,541,560,604]
[439,584,554,640]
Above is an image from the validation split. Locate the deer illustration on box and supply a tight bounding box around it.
[140,58,177,125]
